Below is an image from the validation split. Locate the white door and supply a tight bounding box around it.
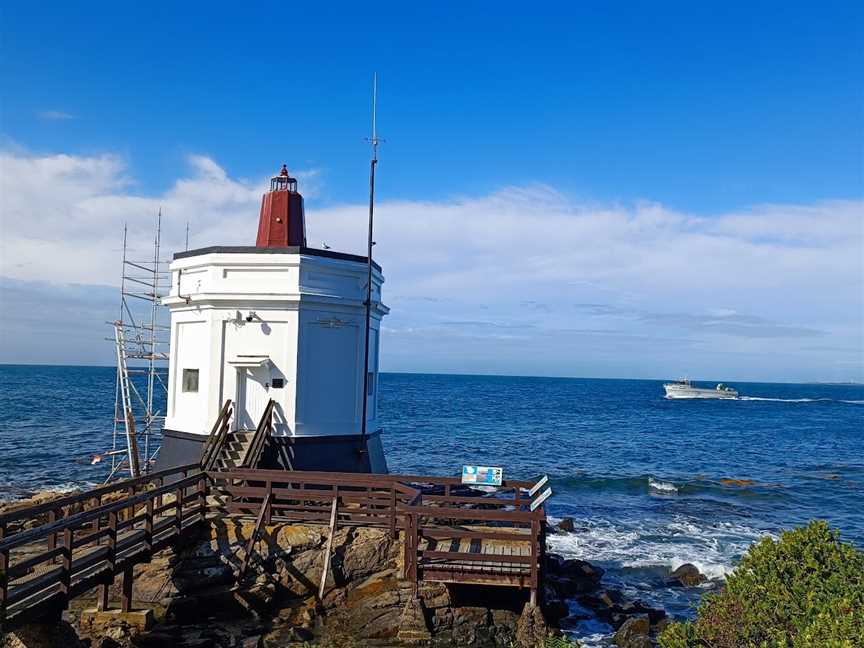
[236,366,269,430]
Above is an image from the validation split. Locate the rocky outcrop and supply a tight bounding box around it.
[613,615,651,648]
[555,518,575,533]
[58,521,549,648]
[667,563,707,587]
[546,554,605,597]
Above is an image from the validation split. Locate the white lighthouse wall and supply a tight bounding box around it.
[168,318,210,434]
[220,313,297,436]
[295,308,363,437]
[163,251,386,441]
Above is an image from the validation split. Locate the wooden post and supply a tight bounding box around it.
[126,486,135,524]
[318,492,339,600]
[107,510,118,573]
[144,498,154,556]
[47,508,57,563]
[529,518,539,607]
[538,516,547,605]
[121,565,133,613]
[0,521,8,621]
[389,486,397,539]
[91,496,100,542]
[197,475,207,521]
[175,487,183,536]
[410,513,419,596]
[402,511,411,580]
[60,528,73,606]
[265,480,273,525]
[97,583,109,611]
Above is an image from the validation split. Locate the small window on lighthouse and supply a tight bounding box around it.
[367,372,376,396]
[182,369,199,393]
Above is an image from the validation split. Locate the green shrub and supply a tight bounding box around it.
[542,633,582,648]
[659,521,864,648]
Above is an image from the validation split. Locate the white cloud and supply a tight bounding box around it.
[37,110,76,121]
[0,148,861,380]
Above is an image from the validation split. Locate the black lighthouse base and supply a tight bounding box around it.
[154,429,388,474]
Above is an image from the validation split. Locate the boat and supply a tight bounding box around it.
[664,379,738,399]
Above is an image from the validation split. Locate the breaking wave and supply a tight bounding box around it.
[547,515,772,582]
[648,477,679,494]
[555,473,785,501]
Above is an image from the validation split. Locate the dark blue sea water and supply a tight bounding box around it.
[1,366,862,644]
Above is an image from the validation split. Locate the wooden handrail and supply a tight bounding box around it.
[238,482,272,580]
[0,463,199,526]
[200,400,233,471]
[0,472,200,554]
[1,467,205,630]
[2,464,549,628]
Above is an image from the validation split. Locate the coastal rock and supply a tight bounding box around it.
[396,597,432,643]
[668,563,707,587]
[613,615,651,648]
[546,554,604,596]
[1,621,88,648]
[556,517,576,533]
[451,606,491,645]
[47,517,572,647]
[542,598,570,624]
[515,602,548,648]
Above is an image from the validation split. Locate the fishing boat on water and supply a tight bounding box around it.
[664,379,738,400]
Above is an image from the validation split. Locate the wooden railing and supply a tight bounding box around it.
[208,468,549,602]
[0,463,201,543]
[240,399,276,468]
[1,466,550,629]
[208,468,421,538]
[199,400,234,471]
[0,465,204,630]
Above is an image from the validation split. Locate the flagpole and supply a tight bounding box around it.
[360,73,380,451]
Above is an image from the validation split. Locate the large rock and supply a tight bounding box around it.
[668,563,706,587]
[613,615,651,648]
[335,528,397,581]
[396,597,432,644]
[515,602,547,648]
[546,554,604,597]
[1,621,87,648]
[556,518,576,533]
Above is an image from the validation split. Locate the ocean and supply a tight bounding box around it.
[1,366,862,643]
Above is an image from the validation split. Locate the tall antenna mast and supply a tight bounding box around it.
[360,73,381,450]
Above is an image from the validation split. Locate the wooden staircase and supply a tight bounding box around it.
[213,430,255,470]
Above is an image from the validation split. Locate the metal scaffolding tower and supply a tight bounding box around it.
[106,212,170,480]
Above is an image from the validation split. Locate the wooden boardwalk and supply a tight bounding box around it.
[1,468,205,630]
[1,465,549,632]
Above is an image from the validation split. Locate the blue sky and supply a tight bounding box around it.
[3,1,862,210]
[1,2,862,381]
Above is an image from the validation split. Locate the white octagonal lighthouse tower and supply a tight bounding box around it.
[156,166,389,473]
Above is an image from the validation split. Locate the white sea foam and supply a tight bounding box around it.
[738,396,825,402]
[0,481,94,503]
[648,477,678,494]
[547,515,773,581]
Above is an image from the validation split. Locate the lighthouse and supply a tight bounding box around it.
[157,166,389,473]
